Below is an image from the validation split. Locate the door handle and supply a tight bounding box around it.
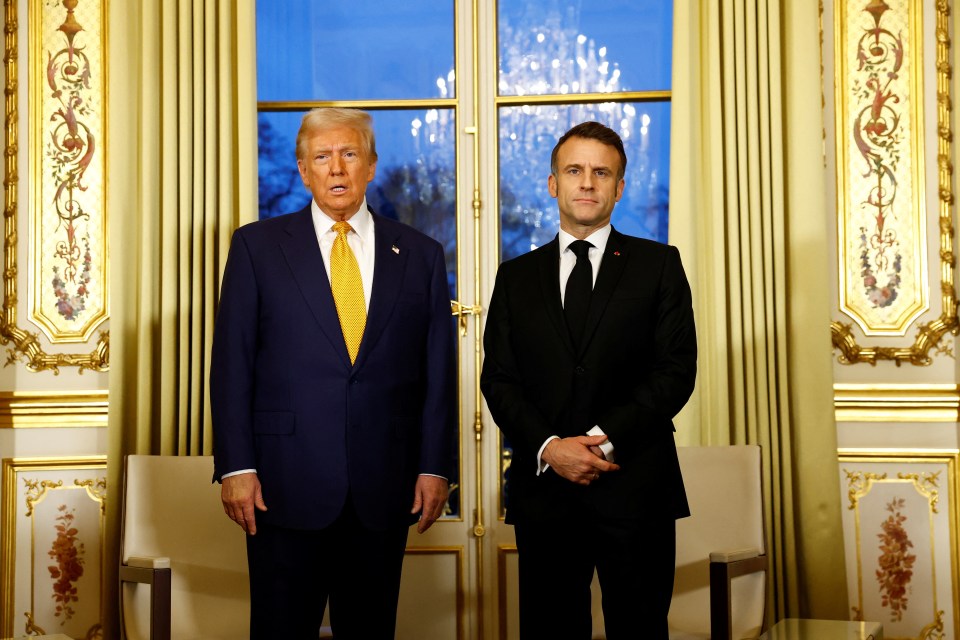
[450,300,483,336]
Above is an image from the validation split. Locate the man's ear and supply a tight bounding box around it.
[548,174,558,198]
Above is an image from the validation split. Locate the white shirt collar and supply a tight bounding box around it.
[558,224,612,255]
[311,198,374,244]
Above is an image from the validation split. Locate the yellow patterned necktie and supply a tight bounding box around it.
[330,221,366,364]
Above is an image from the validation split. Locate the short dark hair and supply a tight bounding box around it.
[550,121,627,182]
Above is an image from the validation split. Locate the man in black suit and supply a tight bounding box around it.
[481,121,697,639]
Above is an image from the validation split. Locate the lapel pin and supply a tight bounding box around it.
[613,251,620,256]
[391,245,400,254]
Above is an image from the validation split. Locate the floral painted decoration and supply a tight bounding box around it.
[48,504,85,623]
[876,496,915,622]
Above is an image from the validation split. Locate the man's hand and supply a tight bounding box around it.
[588,445,607,460]
[543,435,620,485]
[221,473,267,535]
[411,474,449,533]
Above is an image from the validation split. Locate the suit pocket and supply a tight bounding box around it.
[253,411,295,435]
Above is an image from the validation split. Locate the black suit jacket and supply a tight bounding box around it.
[480,228,696,523]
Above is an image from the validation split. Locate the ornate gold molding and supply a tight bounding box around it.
[29,0,108,343]
[0,390,107,428]
[838,449,958,637]
[1,0,109,373]
[831,0,958,365]
[1,455,107,638]
[834,383,960,422]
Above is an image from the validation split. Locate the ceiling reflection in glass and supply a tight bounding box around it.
[497,0,672,96]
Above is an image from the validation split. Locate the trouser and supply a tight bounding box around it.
[246,498,409,639]
[514,515,676,640]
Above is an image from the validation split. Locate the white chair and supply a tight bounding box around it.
[590,446,767,639]
[668,445,767,640]
[119,455,250,640]
[119,454,336,639]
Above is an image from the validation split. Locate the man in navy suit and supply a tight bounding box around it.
[481,122,697,639]
[210,107,456,639]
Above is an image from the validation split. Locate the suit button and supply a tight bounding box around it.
[574,366,585,375]
[350,378,359,385]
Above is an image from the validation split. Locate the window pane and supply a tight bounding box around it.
[256,0,456,101]
[258,111,312,217]
[257,109,458,300]
[497,0,672,96]
[498,101,670,263]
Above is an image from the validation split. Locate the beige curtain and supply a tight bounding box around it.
[104,0,257,635]
[671,0,848,624]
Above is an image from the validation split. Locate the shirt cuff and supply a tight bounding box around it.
[536,435,560,476]
[221,468,256,480]
[586,425,615,462]
[419,473,449,481]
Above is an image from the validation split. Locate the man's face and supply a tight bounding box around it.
[297,125,377,220]
[548,136,625,236]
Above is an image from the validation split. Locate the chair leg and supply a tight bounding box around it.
[150,569,171,640]
[709,555,768,640]
[119,565,172,640]
[710,561,733,640]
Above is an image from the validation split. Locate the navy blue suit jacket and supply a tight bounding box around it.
[210,206,457,531]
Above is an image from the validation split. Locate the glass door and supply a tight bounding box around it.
[255,1,672,636]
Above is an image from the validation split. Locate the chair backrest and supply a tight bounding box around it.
[121,455,250,640]
[668,445,766,639]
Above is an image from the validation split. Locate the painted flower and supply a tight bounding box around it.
[48,505,85,623]
[876,497,915,622]
[51,236,92,321]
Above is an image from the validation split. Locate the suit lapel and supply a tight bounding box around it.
[278,207,352,368]
[579,227,628,355]
[536,237,576,355]
[353,214,407,370]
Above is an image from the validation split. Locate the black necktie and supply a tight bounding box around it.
[564,240,593,348]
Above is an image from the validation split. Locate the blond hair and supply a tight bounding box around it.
[295,108,378,161]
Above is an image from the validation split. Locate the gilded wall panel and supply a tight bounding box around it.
[831,0,957,365]
[0,456,106,639]
[835,0,927,334]
[1,0,109,372]
[29,0,107,343]
[839,450,959,639]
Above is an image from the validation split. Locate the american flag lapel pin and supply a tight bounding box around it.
[391,245,400,254]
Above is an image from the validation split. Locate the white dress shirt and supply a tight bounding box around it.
[537,225,616,474]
